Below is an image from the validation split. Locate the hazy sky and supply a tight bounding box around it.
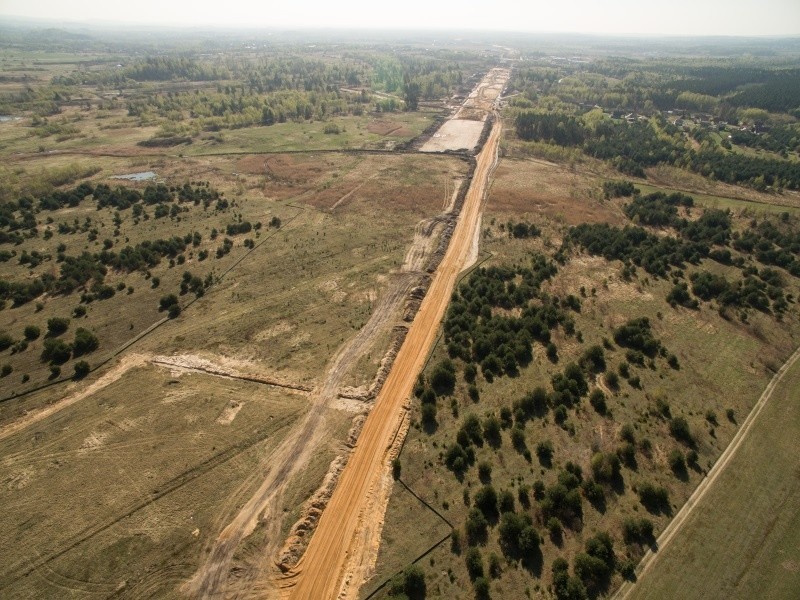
[2,0,800,36]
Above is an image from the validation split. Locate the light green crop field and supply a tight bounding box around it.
[635,183,800,216]
[626,356,800,600]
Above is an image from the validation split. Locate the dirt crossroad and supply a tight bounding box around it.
[279,92,504,600]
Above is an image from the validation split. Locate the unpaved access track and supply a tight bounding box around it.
[279,85,504,600]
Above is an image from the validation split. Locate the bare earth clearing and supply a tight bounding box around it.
[421,68,509,153]
[280,68,506,600]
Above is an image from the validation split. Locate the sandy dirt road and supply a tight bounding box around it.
[280,90,504,600]
[613,343,800,600]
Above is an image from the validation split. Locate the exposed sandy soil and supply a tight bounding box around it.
[0,353,148,443]
[278,73,504,599]
[367,121,413,137]
[421,68,509,154]
[420,119,486,153]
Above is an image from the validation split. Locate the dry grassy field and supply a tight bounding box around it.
[0,145,469,598]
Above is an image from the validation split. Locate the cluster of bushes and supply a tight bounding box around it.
[551,531,620,599]
[567,195,798,315]
[443,255,573,382]
[505,220,541,239]
[1,231,203,308]
[225,221,252,236]
[602,180,636,199]
[179,270,213,298]
[36,318,99,367]
[34,181,222,213]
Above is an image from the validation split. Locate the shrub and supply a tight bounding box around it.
[668,448,686,476]
[622,516,654,545]
[401,564,426,600]
[589,389,607,414]
[474,485,498,520]
[1,364,12,377]
[430,359,456,396]
[73,360,90,379]
[638,482,670,513]
[392,458,401,480]
[510,426,528,455]
[461,414,484,446]
[536,440,554,467]
[41,338,71,364]
[478,461,492,482]
[465,547,484,580]
[72,328,99,357]
[473,576,490,600]
[498,489,515,514]
[582,479,605,506]
[468,384,480,402]
[464,363,477,383]
[159,294,178,311]
[23,325,41,341]
[0,332,13,351]
[488,552,502,578]
[620,423,636,443]
[167,303,182,319]
[465,507,488,545]
[590,452,621,483]
[47,317,70,336]
[421,403,437,429]
[605,371,620,390]
[580,345,606,372]
[483,415,501,447]
[669,416,693,444]
[613,317,661,357]
[444,443,469,474]
[617,442,637,468]
[547,516,563,541]
[451,529,462,554]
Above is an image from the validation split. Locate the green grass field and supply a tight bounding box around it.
[634,183,800,215]
[626,355,800,600]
